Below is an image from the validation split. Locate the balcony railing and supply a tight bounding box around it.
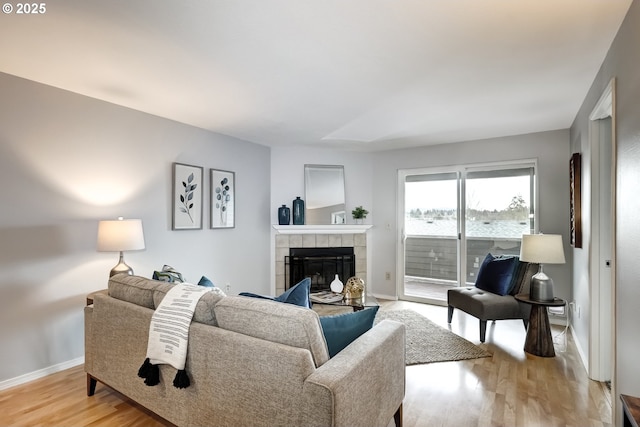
[405,235,521,286]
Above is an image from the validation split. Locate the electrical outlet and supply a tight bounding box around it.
[225,283,231,293]
[385,272,391,280]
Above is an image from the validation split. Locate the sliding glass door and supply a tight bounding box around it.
[399,169,461,304]
[464,166,535,285]
[398,162,536,305]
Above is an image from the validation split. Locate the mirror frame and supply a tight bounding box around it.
[304,164,346,225]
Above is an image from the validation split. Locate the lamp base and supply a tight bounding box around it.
[109,252,134,277]
[530,271,554,302]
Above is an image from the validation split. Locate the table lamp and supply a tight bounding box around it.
[97,217,145,277]
[519,233,566,302]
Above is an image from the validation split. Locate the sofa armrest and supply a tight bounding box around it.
[301,319,405,427]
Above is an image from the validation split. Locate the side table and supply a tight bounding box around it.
[514,294,566,357]
[621,394,640,427]
[86,289,108,306]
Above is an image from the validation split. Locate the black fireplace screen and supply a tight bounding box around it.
[285,247,355,292]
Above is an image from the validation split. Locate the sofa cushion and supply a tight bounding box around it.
[108,274,158,309]
[214,296,330,367]
[320,306,379,358]
[475,254,519,296]
[108,274,225,327]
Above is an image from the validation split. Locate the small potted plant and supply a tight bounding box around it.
[351,206,369,224]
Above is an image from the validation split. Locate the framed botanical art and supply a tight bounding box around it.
[210,169,235,229]
[172,163,203,230]
[570,153,582,248]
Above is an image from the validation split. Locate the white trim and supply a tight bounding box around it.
[570,324,589,374]
[0,356,84,391]
[272,224,372,234]
[371,292,398,301]
[587,77,616,385]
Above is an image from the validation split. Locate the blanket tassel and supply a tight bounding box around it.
[173,369,190,389]
[144,363,160,386]
[137,358,151,379]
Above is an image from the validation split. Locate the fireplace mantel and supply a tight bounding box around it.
[272,224,372,235]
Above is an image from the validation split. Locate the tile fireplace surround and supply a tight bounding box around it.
[273,225,370,295]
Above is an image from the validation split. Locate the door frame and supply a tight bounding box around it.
[587,78,617,391]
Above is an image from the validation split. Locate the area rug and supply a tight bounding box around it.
[375,309,491,365]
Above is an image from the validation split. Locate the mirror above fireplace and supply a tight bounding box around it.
[304,165,346,225]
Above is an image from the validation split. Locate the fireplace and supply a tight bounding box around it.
[285,247,355,292]
[274,229,368,296]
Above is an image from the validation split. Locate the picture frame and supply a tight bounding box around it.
[172,163,203,230]
[210,169,235,229]
[570,153,582,248]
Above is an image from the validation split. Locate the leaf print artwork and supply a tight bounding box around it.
[215,177,231,225]
[179,173,198,223]
[210,169,235,229]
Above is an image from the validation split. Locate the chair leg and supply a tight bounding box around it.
[479,320,487,343]
[393,403,403,427]
[87,374,97,396]
[447,306,454,323]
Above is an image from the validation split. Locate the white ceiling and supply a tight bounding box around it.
[0,0,632,151]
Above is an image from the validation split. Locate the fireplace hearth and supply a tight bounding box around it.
[285,247,355,292]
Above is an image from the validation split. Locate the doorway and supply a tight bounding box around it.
[587,78,616,392]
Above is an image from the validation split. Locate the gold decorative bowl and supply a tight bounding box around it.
[344,276,365,299]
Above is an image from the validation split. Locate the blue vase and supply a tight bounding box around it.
[278,205,290,225]
[292,197,305,225]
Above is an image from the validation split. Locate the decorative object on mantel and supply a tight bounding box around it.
[172,163,203,230]
[351,206,369,224]
[293,196,305,225]
[344,276,365,299]
[211,169,235,229]
[97,217,146,277]
[330,274,344,293]
[278,204,290,225]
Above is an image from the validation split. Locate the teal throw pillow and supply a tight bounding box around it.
[198,275,215,287]
[474,254,519,296]
[320,306,379,358]
[274,277,311,308]
[239,277,312,308]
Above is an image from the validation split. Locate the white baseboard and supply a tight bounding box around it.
[0,356,84,391]
[371,293,398,301]
[569,325,589,372]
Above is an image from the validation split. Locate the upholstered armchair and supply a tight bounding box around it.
[447,255,538,342]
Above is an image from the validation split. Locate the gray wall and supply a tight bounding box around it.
[370,130,571,299]
[0,72,271,384]
[570,0,640,423]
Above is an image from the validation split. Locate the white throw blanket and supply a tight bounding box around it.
[139,283,210,388]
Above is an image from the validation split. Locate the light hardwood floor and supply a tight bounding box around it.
[0,300,611,427]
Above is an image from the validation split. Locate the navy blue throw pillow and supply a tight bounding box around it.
[320,306,379,358]
[474,254,519,296]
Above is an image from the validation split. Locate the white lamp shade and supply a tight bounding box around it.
[97,218,145,252]
[519,234,565,264]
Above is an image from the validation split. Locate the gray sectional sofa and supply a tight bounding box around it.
[84,274,405,427]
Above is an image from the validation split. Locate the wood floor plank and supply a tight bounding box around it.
[0,300,611,427]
